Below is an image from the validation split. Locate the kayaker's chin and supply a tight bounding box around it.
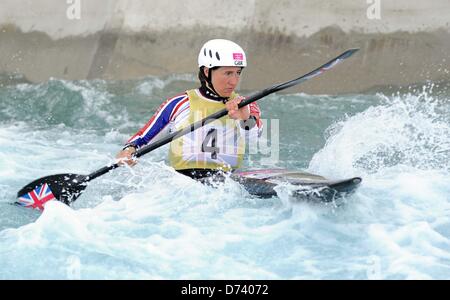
[218,88,234,97]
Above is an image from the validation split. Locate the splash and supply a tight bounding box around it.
[2,77,450,279]
[309,86,450,178]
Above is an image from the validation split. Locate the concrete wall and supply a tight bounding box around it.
[1,0,449,94]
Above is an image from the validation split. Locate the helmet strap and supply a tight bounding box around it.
[198,67,229,103]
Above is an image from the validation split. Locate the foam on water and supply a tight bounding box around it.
[309,86,450,177]
[1,78,449,279]
[308,87,450,279]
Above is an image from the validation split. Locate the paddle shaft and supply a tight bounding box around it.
[86,48,359,183]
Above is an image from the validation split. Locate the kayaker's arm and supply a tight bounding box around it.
[116,94,189,166]
[227,97,263,132]
[240,102,263,139]
[127,94,189,148]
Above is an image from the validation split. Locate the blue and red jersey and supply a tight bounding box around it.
[125,91,262,149]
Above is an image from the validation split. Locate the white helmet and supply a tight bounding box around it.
[198,39,247,68]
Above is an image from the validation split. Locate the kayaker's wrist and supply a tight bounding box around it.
[122,144,137,152]
[238,105,250,121]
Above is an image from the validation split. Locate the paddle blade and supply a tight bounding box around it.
[16,174,88,210]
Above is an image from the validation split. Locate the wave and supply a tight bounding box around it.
[309,86,450,178]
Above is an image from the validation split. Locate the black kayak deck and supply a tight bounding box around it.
[231,169,362,202]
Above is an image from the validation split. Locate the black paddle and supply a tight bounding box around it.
[16,48,359,207]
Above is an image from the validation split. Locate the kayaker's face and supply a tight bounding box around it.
[206,67,242,98]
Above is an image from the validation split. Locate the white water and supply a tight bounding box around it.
[1,78,449,279]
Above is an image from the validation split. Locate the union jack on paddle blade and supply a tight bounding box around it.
[17,183,56,211]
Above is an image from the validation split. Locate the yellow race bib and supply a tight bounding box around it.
[169,89,245,171]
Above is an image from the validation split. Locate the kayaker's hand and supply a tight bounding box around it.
[226,96,250,120]
[116,146,137,166]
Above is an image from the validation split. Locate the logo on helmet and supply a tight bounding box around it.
[233,53,244,60]
[234,61,243,66]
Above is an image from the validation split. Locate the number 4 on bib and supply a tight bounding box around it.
[201,128,220,159]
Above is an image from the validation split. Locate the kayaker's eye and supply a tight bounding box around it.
[225,71,239,77]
